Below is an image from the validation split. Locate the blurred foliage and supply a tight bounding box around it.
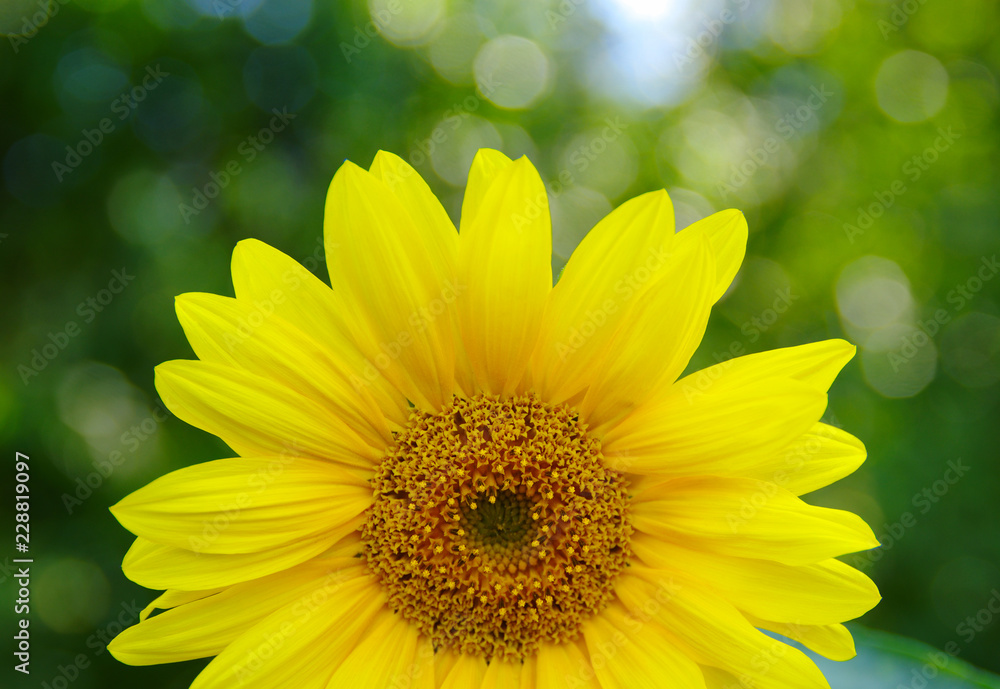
[1,0,998,686]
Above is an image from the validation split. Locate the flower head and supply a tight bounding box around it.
[109,148,879,688]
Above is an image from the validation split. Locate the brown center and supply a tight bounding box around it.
[361,393,632,661]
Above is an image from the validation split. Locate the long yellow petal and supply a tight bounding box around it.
[746,616,857,661]
[230,238,408,426]
[602,378,825,477]
[189,575,386,688]
[176,292,391,450]
[581,604,706,688]
[631,476,879,565]
[765,423,868,495]
[616,571,831,689]
[671,209,748,302]
[531,190,676,405]
[457,156,552,396]
[700,666,742,689]
[155,360,379,469]
[668,340,857,401]
[369,150,474,397]
[110,558,365,665]
[535,641,602,689]
[324,161,457,410]
[460,148,514,230]
[325,608,423,687]
[139,588,224,622]
[439,652,488,688]
[579,232,716,431]
[111,457,370,554]
[122,535,338,590]
[480,657,523,689]
[630,534,880,625]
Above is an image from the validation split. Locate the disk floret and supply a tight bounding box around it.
[361,393,632,660]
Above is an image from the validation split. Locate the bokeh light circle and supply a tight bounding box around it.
[836,256,913,330]
[875,50,949,123]
[428,115,502,186]
[861,323,938,399]
[35,558,111,634]
[368,0,444,46]
[473,35,551,110]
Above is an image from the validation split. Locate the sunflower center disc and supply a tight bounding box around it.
[361,393,633,661]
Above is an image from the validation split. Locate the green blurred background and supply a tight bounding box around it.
[1,0,998,686]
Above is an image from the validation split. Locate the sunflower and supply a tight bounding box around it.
[109,148,880,688]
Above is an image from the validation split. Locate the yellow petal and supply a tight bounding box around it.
[616,571,831,689]
[581,603,706,688]
[110,558,366,665]
[439,652,488,688]
[535,641,602,689]
[631,533,881,625]
[434,649,461,684]
[414,636,437,689]
[700,666,742,689]
[326,608,423,687]
[457,156,552,396]
[324,160,457,410]
[531,190,676,405]
[770,423,867,495]
[460,148,514,230]
[631,476,879,565]
[578,232,716,431]
[230,238,408,427]
[111,457,370,554]
[602,378,825,477]
[176,292,391,450]
[139,588,224,621]
[190,574,386,688]
[369,151,475,398]
[747,616,857,661]
[671,340,857,400]
[480,657,523,689]
[672,209,748,302]
[369,150,458,265]
[155,360,379,469]
[122,535,338,590]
